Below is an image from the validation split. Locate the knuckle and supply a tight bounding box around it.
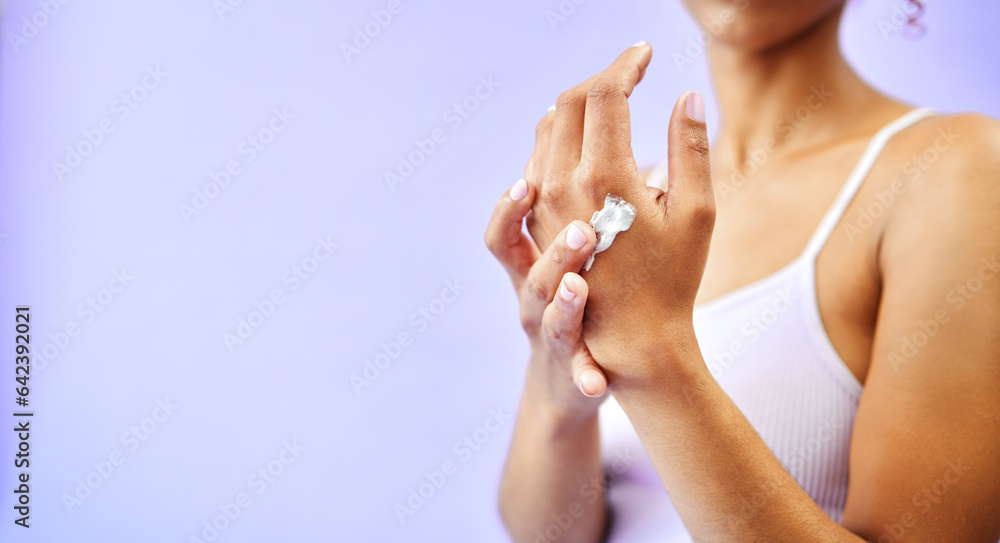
[549,244,570,269]
[555,88,583,112]
[683,131,710,157]
[544,318,574,343]
[575,161,611,199]
[688,201,717,231]
[542,309,576,344]
[483,230,495,252]
[524,272,550,304]
[519,306,540,333]
[484,231,502,256]
[483,210,500,250]
[587,78,620,104]
[540,183,565,209]
[535,115,552,139]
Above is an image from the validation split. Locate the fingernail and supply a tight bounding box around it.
[559,280,576,302]
[685,91,705,123]
[566,224,587,250]
[632,40,648,48]
[580,370,605,397]
[548,104,556,113]
[509,178,528,201]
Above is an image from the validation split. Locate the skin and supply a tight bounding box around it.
[488,1,1000,542]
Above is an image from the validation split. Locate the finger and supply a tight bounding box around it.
[581,42,653,171]
[549,43,652,178]
[540,272,588,355]
[547,86,587,177]
[563,274,609,397]
[540,273,608,397]
[663,91,715,229]
[525,105,556,184]
[576,363,608,398]
[520,220,597,330]
[485,179,540,284]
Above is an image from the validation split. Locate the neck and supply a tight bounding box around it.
[708,8,890,171]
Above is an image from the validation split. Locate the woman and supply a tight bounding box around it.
[485,1,1000,541]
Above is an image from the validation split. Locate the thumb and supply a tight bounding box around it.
[663,91,714,223]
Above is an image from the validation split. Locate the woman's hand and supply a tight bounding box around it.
[525,43,716,388]
[485,179,609,421]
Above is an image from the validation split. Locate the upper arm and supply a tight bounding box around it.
[842,114,1000,541]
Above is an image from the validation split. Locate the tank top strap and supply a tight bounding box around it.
[800,106,936,260]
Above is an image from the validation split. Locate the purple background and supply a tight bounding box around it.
[1,1,997,541]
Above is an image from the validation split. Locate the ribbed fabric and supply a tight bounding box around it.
[598,107,936,541]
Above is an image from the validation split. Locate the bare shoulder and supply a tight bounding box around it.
[892,112,1000,198]
[883,112,1000,248]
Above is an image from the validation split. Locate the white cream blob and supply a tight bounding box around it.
[583,194,637,271]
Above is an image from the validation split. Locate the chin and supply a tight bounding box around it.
[677,0,845,52]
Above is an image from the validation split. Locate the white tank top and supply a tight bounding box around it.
[598,107,935,541]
